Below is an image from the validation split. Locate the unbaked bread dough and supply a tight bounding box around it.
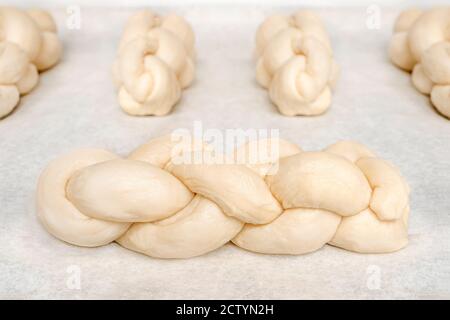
[37,135,410,259]
[389,7,450,119]
[255,10,339,116]
[0,7,62,119]
[112,10,196,116]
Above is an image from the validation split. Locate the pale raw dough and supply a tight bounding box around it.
[36,135,410,259]
[255,10,339,116]
[112,10,196,116]
[0,7,62,119]
[389,7,450,119]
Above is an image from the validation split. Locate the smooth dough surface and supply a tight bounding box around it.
[255,10,339,116]
[36,136,411,258]
[113,10,195,116]
[118,195,243,258]
[389,7,450,119]
[0,6,62,118]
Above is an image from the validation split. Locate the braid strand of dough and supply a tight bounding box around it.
[0,7,62,119]
[37,135,410,259]
[389,7,450,118]
[112,10,196,116]
[255,10,339,116]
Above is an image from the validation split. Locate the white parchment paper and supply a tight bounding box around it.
[0,6,449,299]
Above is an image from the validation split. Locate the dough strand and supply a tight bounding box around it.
[0,7,62,119]
[255,10,339,116]
[389,7,450,118]
[37,136,410,259]
[112,10,196,116]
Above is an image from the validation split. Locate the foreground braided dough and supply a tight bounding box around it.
[389,7,450,118]
[256,10,339,116]
[37,135,410,259]
[112,10,195,116]
[0,7,62,119]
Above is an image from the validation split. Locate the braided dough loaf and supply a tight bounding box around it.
[0,7,62,119]
[389,7,450,118]
[37,135,410,259]
[255,10,339,116]
[112,10,195,116]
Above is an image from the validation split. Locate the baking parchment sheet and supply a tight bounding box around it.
[0,6,449,299]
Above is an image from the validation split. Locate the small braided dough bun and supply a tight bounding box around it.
[0,7,62,119]
[112,10,195,116]
[37,135,410,259]
[255,11,339,116]
[389,7,450,118]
